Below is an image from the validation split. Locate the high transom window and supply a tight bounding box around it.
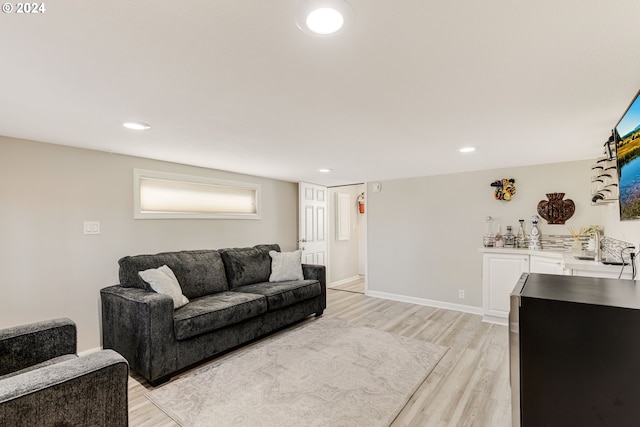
[134,169,260,219]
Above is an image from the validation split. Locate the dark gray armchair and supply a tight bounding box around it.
[0,318,129,426]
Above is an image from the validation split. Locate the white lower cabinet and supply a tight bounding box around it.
[529,254,566,275]
[482,249,634,324]
[482,253,529,324]
[570,268,633,279]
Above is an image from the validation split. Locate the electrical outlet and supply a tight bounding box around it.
[458,289,465,299]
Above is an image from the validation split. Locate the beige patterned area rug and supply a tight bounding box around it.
[146,317,448,427]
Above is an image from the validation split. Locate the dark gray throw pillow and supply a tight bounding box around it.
[220,247,274,288]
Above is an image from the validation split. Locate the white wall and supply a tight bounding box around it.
[0,136,298,351]
[601,201,640,249]
[328,184,365,284]
[366,160,605,309]
[7,136,640,349]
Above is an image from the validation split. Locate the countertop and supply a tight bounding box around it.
[479,247,631,275]
[520,273,640,309]
[479,247,564,258]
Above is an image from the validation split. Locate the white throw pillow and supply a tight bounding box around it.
[269,250,304,282]
[138,265,189,309]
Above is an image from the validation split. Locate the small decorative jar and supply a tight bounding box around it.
[483,216,495,247]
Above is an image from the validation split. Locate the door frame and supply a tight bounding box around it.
[298,182,329,267]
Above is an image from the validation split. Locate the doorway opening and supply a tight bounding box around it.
[298,182,366,295]
[328,183,366,294]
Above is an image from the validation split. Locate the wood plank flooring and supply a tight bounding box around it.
[128,288,511,426]
[328,277,365,294]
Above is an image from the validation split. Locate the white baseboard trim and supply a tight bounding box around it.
[329,275,362,288]
[365,290,483,316]
[78,346,103,357]
[481,315,508,326]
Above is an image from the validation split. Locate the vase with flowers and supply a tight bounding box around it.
[568,226,585,253]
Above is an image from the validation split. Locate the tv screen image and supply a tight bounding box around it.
[615,90,640,220]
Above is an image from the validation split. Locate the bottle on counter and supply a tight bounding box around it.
[504,226,515,248]
[495,225,504,248]
[516,219,527,248]
[529,215,542,250]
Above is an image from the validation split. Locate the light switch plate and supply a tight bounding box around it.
[83,221,100,235]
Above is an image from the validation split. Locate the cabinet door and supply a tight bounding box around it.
[483,253,529,322]
[530,255,565,275]
[571,269,633,280]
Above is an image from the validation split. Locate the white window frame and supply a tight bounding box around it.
[133,169,261,220]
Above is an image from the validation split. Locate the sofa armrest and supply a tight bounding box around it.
[0,318,76,377]
[100,285,177,384]
[0,350,129,426]
[302,264,327,311]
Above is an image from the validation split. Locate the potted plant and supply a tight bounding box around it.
[584,225,602,251]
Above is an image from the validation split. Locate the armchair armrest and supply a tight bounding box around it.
[302,264,327,312]
[0,350,129,426]
[100,285,177,384]
[0,318,76,377]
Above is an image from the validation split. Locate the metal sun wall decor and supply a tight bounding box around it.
[537,192,575,224]
[490,178,516,201]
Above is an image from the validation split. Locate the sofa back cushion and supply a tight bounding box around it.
[220,244,280,289]
[118,250,228,299]
[254,243,281,254]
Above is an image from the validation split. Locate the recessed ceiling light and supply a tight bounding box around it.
[459,147,476,153]
[306,8,344,35]
[319,168,333,173]
[296,0,354,36]
[123,121,151,130]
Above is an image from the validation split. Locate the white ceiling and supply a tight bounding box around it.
[2,1,640,186]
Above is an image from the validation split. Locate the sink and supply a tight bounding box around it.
[602,260,628,266]
[573,256,628,265]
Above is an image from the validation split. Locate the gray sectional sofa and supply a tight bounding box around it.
[100,244,326,385]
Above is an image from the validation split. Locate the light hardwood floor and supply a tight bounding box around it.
[328,277,365,294]
[128,289,511,426]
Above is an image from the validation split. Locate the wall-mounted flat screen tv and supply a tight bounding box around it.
[615,90,640,220]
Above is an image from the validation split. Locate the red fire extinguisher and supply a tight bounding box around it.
[357,193,365,214]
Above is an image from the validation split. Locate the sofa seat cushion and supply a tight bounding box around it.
[173,292,267,340]
[232,280,321,311]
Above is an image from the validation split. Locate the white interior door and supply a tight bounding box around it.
[298,182,328,265]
